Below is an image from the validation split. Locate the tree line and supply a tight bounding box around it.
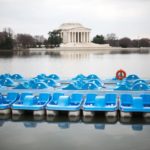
[92,34,150,48]
[0,28,150,50]
[0,28,47,50]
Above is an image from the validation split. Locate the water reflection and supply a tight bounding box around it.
[0,113,150,132]
[1,48,149,58]
[0,50,91,59]
[0,114,11,127]
[132,124,143,131]
[0,51,13,57]
[94,124,105,130]
[58,123,70,129]
[110,49,149,54]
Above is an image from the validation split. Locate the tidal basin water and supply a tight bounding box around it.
[0,51,150,150]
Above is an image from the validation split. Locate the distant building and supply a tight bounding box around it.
[59,23,91,43]
[57,23,110,48]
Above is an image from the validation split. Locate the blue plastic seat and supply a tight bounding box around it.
[7,93,19,101]
[51,93,64,104]
[69,93,83,105]
[95,96,105,106]
[58,96,69,106]
[141,94,150,107]
[38,93,51,102]
[120,94,132,107]
[105,94,117,106]
[22,95,36,105]
[132,97,143,108]
[85,94,97,105]
[36,93,51,105]
[20,93,32,101]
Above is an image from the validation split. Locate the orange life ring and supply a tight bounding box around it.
[116,69,126,80]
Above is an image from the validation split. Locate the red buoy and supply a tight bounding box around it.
[116,69,126,80]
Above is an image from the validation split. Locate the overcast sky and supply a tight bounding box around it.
[0,0,150,39]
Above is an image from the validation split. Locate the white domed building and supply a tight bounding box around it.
[58,23,110,48]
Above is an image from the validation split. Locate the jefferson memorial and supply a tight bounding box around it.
[59,23,91,44]
[58,23,110,48]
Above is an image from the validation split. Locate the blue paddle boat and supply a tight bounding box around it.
[120,94,150,117]
[0,92,19,114]
[12,93,51,116]
[48,74,60,80]
[46,93,83,117]
[11,74,23,80]
[83,94,118,117]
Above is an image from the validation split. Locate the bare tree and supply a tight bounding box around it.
[139,38,150,47]
[16,34,35,48]
[119,37,132,48]
[34,35,45,48]
[106,33,118,46]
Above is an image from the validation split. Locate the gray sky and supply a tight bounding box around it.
[0,0,150,39]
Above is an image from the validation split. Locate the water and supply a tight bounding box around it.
[0,51,150,150]
[0,52,150,78]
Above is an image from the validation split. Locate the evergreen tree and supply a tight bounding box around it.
[92,35,105,44]
[0,28,14,50]
[48,30,62,48]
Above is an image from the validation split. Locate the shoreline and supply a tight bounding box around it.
[0,47,150,54]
